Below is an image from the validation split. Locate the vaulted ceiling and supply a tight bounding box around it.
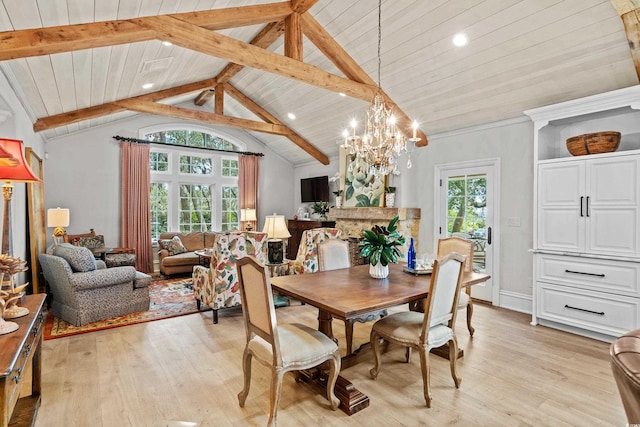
[0,0,639,167]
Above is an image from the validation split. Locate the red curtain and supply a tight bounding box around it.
[120,141,153,273]
[239,155,259,231]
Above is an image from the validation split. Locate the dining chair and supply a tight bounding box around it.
[369,252,466,408]
[437,237,475,336]
[318,239,387,356]
[235,256,340,427]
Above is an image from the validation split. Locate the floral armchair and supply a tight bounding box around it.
[287,228,342,274]
[192,231,268,324]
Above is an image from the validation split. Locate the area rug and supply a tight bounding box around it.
[44,276,210,340]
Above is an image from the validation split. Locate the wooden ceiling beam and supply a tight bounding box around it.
[115,99,289,135]
[284,13,303,61]
[290,0,320,14]
[34,78,217,131]
[214,84,224,115]
[136,15,378,102]
[224,83,329,165]
[301,13,428,146]
[0,3,291,61]
[194,89,215,106]
[609,1,640,81]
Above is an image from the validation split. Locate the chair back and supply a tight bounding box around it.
[236,256,281,364]
[421,253,466,338]
[437,237,474,273]
[318,239,351,271]
[294,228,341,273]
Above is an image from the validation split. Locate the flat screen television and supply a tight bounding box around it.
[301,175,329,202]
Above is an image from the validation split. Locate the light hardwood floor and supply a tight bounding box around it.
[34,301,626,426]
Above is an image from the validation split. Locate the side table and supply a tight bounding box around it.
[0,294,46,427]
[266,262,290,308]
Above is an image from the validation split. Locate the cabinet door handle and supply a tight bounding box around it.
[565,269,605,277]
[586,196,590,217]
[487,227,492,245]
[564,304,605,316]
[580,196,584,217]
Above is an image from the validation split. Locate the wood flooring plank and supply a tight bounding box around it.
[34,302,626,426]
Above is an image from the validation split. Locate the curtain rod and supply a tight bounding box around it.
[112,135,264,157]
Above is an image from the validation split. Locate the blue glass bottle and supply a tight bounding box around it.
[407,237,416,269]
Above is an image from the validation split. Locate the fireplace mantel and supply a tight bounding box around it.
[328,207,421,255]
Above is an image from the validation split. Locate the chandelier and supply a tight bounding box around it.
[341,0,421,176]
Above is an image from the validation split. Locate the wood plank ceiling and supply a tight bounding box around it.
[0,0,638,167]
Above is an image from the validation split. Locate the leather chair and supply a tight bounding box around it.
[317,238,386,356]
[236,256,340,427]
[610,329,640,423]
[437,237,475,335]
[369,253,467,407]
[192,231,268,323]
[64,229,136,268]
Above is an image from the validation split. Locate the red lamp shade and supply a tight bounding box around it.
[0,138,41,182]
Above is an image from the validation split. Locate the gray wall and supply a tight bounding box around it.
[42,114,295,248]
[398,118,534,312]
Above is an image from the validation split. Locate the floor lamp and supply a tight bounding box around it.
[262,214,291,264]
[0,139,41,324]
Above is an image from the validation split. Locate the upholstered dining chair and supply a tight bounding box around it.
[236,256,340,427]
[437,237,475,336]
[317,238,387,356]
[369,252,466,408]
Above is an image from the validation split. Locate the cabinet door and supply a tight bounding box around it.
[538,162,585,252]
[586,156,640,258]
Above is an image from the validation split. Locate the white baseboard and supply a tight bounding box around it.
[498,290,532,314]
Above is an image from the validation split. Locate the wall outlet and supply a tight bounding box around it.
[507,217,521,227]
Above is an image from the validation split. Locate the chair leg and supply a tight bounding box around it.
[369,330,382,379]
[326,352,341,410]
[418,346,432,408]
[405,347,412,363]
[213,309,218,324]
[345,320,355,356]
[449,337,462,388]
[268,369,285,427]
[466,300,475,336]
[237,349,252,407]
[196,299,201,310]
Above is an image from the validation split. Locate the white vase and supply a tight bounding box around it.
[335,196,343,208]
[369,262,389,279]
[385,193,395,208]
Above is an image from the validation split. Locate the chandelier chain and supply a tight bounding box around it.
[377,0,381,88]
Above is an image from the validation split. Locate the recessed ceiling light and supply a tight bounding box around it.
[287,113,296,120]
[142,83,154,89]
[162,41,172,46]
[453,33,468,47]
[339,93,346,97]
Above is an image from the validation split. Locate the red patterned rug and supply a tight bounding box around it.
[44,276,209,340]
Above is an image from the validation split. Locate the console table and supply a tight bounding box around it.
[0,294,45,427]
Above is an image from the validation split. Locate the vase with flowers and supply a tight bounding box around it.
[311,201,330,220]
[333,189,344,208]
[384,186,396,208]
[359,215,406,279]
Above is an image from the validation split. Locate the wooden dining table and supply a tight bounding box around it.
[269,263,491,415]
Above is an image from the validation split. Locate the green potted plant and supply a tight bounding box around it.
[333,189,344,208]
[359,215,406,278]
[311,201,330,220]
[384,186,396,208]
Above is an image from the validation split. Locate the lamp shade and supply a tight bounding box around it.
[262,214,291,239]
[0,138,41,182]
[47,208,70,228]
[240,208,257,222]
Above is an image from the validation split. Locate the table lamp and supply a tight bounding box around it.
[262,214,291,264]
[47,207,70,247]
[240,208,257,231]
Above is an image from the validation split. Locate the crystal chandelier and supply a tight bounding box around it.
[341,0,421,176]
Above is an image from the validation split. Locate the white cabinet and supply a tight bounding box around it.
[538,155,640,258]
[526,85,640,341]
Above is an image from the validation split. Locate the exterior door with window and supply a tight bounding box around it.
[437,161,498,303]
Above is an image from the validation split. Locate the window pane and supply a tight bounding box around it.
[180,155,212,175]
[150,152,168,172]
[222,159,239,177]
[150,183,169,240]
[221,186,239,231]
[179,184,212,232]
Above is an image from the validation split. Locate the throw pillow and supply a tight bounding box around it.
[74,235,105,249]
[54,243,97,272]
[159,236,187,256]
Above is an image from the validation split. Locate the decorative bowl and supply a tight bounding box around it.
[566,131,620,156]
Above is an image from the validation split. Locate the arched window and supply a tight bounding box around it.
[143,128,241,241]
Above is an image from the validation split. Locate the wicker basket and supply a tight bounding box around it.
[566,131,621,156]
